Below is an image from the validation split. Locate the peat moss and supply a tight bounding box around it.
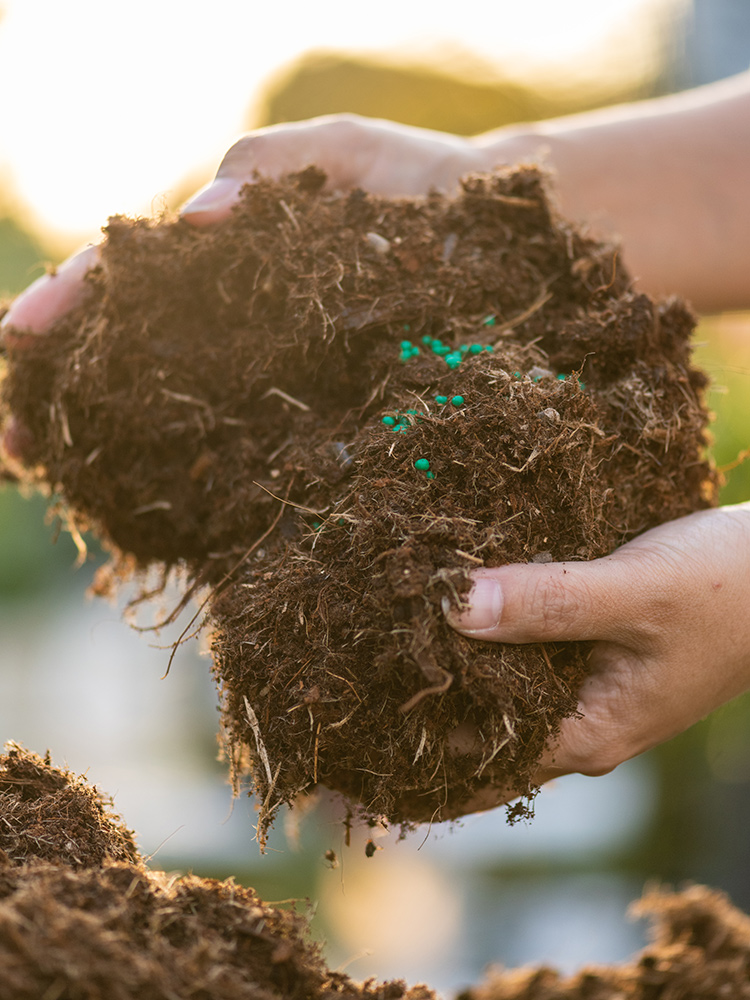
[0,744,431,1000]
[0,166,717,839]
[3,746,750,1000]
[0,742,138,868]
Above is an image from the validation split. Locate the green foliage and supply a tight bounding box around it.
[693,316,750,506]
[0,216,49,298]
[250,49,652,135]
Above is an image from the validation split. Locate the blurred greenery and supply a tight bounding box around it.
[0,488,92,598]
[694,315,750,505]
[0,215,104,599]
[0,216,48,298]
[249,48,658,135]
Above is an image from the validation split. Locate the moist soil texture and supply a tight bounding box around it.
[0,166,717,839]
[2,744,750,1000]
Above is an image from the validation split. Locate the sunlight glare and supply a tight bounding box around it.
[0,0,674,242]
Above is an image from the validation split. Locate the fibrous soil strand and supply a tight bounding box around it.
[0,166,717,841]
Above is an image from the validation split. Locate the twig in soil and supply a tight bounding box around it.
[244,696,274,789]
[160,486,291,675]
[56,404,73,447]
[493,287,553,337]
[475,737,510,779]
[252,481,322,518]
[399,667,453,714]
[499,446,541,474]
[279,199,301,231]
[493,193,542,208]
[133,501,172,516]
[413,726,428,764]
[261,387,311,412]
[454,548,484,565]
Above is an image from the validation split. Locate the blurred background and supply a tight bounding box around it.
[1,0,750,994]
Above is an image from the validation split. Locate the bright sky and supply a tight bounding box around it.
[0,0,680,245]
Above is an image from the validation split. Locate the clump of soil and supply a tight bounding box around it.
[0,167,717,838]
[0,741,138,868]
[0,743,431,1000]
[463,886,750,1000]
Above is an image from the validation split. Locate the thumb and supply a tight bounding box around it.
[442,554,657,647]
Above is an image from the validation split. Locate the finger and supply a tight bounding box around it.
[180,176,245,227]
[180,124,318,225]
[1,416,34,461]
[180,117,367,226]
[442,555,664,648]
[1,244,99,339]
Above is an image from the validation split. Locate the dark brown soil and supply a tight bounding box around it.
[0,167,717,840]
[0,742,138,869]
[0,743,431,1000]
[3,745,750,1000]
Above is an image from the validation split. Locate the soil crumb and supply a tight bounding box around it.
[2,746,749,1000]
[0,167,717,839]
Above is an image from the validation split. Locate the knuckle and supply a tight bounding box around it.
[577,750,620,778]
[216,115,369,182]
[530,572,593,636]
[317,113,365,135]
[217,134,265,176]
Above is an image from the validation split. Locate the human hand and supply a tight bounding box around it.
[443,504,750,811]
[179,113,477,223]
[0,114,479,461]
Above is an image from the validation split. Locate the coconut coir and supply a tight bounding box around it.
[462,886,750,1000]
[0,167,716,839]
[0,743,430,1000]
[3,744,750,1000]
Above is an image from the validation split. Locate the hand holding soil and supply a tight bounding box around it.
[445,504,750,811]
[0,160,716,840]
[2,71,750,839]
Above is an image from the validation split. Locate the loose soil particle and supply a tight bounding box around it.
[0,166,717,841]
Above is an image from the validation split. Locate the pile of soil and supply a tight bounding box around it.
[0,743,431,1000]
[0,167,717,838]
[3,744,750,1000]
[0,741,138,868]
[463,886,750,1000]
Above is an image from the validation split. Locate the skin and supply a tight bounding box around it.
[4,71,750,805]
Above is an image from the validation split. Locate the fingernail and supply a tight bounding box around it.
[442,577,503,633]
[180,177,243,218]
